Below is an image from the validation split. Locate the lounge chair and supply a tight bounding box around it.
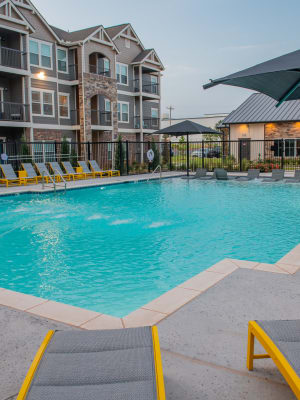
[78,161,97,178]
[62,161,85,180]
[236,169,260,181]
[182,168,212,180]
[285,169,300,183]
[0,164,22,187]
[17,326,166,400]
[214,168,236,180]
[22,163,40,183]
[49,162,73,181]
[34,163,54,184]
[89,160,120,177]
[247,320,300,399]
[262,169,284,182]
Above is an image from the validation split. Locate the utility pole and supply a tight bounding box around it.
[167,105,175,126]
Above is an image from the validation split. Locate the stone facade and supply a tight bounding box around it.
[264,122,300,139]
[33,129,76,141]
[79,73,118,143]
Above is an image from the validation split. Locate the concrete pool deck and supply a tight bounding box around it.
[2,258,300,399]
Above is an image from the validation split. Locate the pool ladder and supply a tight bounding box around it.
[147,165,162,182]
[42,170,67,193]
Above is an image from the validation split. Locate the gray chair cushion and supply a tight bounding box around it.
[78,161,91,173]
[1,164,17,179]
[257,320,300,376]
[22,164,37,178]
[26,327,157,400]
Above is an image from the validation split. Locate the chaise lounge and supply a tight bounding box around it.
[262,169,284,182]
[182,168,211,180]
[235,169,260,181]
[17,326,165,400]
[89,160,120,177]
[49,162,73,181]
[285,169,300,183]
[34,163,55,184]
[247,320,300,399]
[61,161,85,180]
[78,161,97,179]
[0,164,22,187]
[22,163,40,183]
[214,168,236,181]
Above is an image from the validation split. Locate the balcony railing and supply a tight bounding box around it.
[133,79,160,95]
[91,110,112,126]
[0,102,30,122]
[0,47,27,70]
[134,116,159,130]
[89,65,111,77]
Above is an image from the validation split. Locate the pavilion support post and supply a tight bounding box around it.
[187,134,190,176]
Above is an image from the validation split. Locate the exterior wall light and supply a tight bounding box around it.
[37,71,45,80]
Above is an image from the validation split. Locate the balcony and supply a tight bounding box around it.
[68,64,78,80]
[0,47,27,70]
[133,79,160,96]
[89,65,111,77]
[0,102,30,122]
[91,110,112,126]
[134,116,159,130]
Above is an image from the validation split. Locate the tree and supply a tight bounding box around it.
[20,134,31,163]
[202,120,224,144]
[179,136,185,144]
[61,136,70,162]
[115,135,124,174]
[150,137,160,170]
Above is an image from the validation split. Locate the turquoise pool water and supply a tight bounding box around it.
[1,179,300,317]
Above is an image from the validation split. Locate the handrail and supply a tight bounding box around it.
[54,169,67,192]
[147,165,162,181]
[41,171,56,192]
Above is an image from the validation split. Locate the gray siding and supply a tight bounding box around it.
[31,79,58,125]
[117,93,135,129]
[58,84,76,126]
[0,75,23,103]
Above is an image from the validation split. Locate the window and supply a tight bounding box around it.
[151,108,159,127]
[103,59,110,74]
[29,39,52,69]
[33,142,56,163]
[59,93,70,118]
[150,75,158,94]
[104,99,111,122]
[116,63,128,85]
[57,48,68,73]
[117,102,129,122]
[31,89,54,117]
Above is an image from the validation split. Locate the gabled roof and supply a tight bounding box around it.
[131,48,164,70]
[223,93,300,124]
[0,0,35,32]
[51,25,101,42]
[132,49,152,63]
[105,23,129,40]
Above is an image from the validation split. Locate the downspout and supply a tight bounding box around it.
[80,42,86,143]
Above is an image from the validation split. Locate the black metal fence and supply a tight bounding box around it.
[1,138,300,175]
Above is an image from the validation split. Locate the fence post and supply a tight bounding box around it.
[169,141,172,171]
[119,139,123,176]
[87,141,91,161]
[239,139,242,172]
[281,138,284,169]
[148,141,151,173]
[201,140,204,169]
[126,140,129,175]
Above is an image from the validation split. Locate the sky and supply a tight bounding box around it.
[33,0,300,118]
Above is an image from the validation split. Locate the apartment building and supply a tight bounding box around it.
[0,0,164,150]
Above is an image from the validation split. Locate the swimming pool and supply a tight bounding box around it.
[1,179,300,317]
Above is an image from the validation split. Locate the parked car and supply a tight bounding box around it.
[207,147,221,158]
[191,149,209,158]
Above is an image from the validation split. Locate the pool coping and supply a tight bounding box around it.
[0,172,185,197]
[1,244,299,330]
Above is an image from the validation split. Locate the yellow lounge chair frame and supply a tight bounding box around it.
[17,326,165,400]
[48,163,73,181]
[0,165,21,187]
[88,161,118,178]
[247,321,300,399]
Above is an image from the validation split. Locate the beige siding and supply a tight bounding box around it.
[230,123,264,161]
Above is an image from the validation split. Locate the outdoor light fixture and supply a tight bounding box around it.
[37,71,45,80]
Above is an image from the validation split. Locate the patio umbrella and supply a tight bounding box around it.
[153,120,220,176]
[203,48,300,107]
